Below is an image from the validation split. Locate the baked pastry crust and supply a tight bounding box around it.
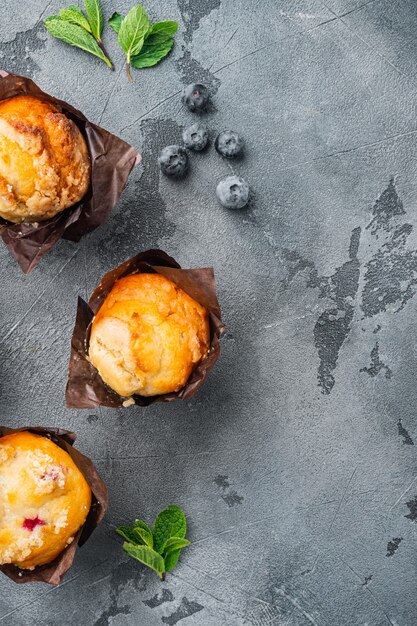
[89,273,210,397]
[0,432,91,569]
[0,95,90,223]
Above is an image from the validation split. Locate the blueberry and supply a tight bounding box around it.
[182,83,209,112]
[214,131,244,158]
[182,123,209,151]
[216,175,250,209]
[158,145,189,177]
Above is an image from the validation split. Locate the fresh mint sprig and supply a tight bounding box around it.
[45,0,113,69]
[44,2,177,78]
[116,505,190,580]
[117,5,150,80]
[109,8,178,80]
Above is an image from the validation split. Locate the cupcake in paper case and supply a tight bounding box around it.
[0,71,139,273]
[0,427,107,585]
[66,249,224,408]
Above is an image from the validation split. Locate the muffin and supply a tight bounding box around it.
[0,431,92,570]
[88,273,211,397]
[0,95,90,223]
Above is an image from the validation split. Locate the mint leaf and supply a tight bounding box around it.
[153,505,186,553]
[131,38,174,69]
[84,0,103,41]
[109,11,123,34]
[123,543,165,579]
[118,6,150,58]
[160,536,190,573]
[146,20,178,43]
[68,4,83,13]
[44,17,112,68]
[117,506,189,579]
[134,519,152,534]
[161,536,190,556]
[130,19,178,68]
[115,525,143,544]
[134,526,153,548]
[118,5,150,80]
[164,549,181,572]
[59,8,92,33]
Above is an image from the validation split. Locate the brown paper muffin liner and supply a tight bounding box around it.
[0,71,140,274]
[66,249,225,408]
[0,426,108,585]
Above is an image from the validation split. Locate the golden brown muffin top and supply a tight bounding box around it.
[0,431,91,570]
[88,273,210,397]
[0,95,90,223]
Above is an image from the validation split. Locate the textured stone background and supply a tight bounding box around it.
[1,0,417,624]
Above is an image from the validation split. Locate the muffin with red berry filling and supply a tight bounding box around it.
[0,431,91,570]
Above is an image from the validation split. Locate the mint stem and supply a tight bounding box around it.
[97,40,113,69]
[126,61,133,81]
[160,572,166,582]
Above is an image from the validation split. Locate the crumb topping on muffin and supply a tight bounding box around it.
[0,95,90,223]
[0,432,91,569]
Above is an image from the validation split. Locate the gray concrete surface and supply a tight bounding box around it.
[1,0,417,624]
